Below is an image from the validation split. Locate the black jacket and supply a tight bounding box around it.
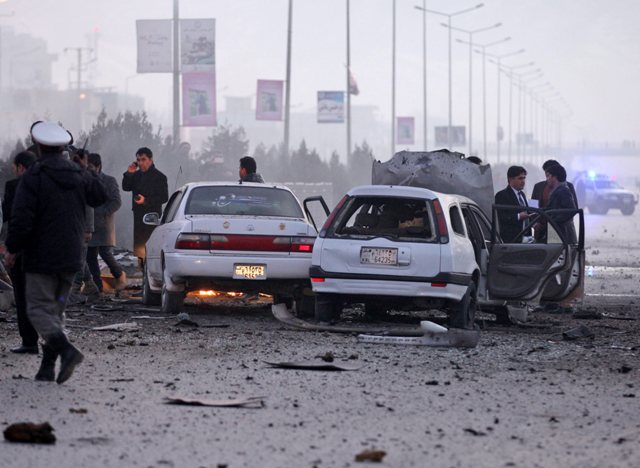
[2,177,19,223]
[531,180,578,208]
[240,172,265,183]
[547,183,578,244]
[122,164,169,216]
[495,186,530,243]
[6,152,107,274]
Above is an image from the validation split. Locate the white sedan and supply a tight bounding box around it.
[142,182,327,314]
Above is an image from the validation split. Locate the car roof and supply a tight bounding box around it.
[178,181,295,193]
[346,184,476,206]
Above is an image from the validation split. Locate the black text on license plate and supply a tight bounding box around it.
[360,247,398,265]
[233,264,266,280]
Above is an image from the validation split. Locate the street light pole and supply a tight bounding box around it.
[284,0,293,156]
[391,0,396,157]
[346,0,351,161]
[415,3,484,150]
[484,48,525,163]
[455,35,510,160]
[445,22,501,157]
[172,0,180,144]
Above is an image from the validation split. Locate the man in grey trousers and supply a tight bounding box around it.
[4,121,107,384]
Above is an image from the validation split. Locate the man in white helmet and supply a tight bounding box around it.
[4,121,107,384]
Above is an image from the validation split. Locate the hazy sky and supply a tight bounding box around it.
[4,0,640,145]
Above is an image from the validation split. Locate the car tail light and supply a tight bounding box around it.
[207,234,315,253]
[311,277,325,282]
[319,195,348,237]
[432,199,449,244]
[175,233,210,250]
[430,282,447,288]
[290,236,316,253]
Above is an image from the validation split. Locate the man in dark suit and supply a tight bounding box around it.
[122,147,168,264]
[531,159,578,209]
[543,164,578,244]
[495,165,531,243]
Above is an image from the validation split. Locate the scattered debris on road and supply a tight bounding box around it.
[358,321,480,348]
[92,322,141,332]
[264,360,362,371]
[164,396,265,408]
[562,325,595,341]
[3,422,56,444]
[354,449,386,463]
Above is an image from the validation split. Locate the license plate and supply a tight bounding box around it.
[360,247,398,265]
[233,264,266,280]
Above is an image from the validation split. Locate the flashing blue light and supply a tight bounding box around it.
[587,170,597,180]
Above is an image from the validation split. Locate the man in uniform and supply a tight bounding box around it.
[5,121,107,384]
[121,147,168,264]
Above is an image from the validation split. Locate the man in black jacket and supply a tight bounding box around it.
[5,121,107,384]
[494,165,531,243]
[531,159,578,209]
[3,150,38,354]
[122,147,168,263]
[239,156,265,183]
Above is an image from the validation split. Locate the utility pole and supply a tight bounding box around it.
[284,0,293,157]
[64,47,93,89]
[391,0,396,157]
[346,0,351,162]
[172,0,180,143]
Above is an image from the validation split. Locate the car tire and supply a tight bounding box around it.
[161,285,184,315]
[142,263,161,306]
[621,205,635,216]
[589,200,608,215]
[449,283,477,330]
[492,305,511,325]
[314,293,341,322]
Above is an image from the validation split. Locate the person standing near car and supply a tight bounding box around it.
[122,147,168,264]
[87,152,126,293]
[3,150,38,354]
[540,164,578,244]
[531,159,578,209]
[495,166,531,243]
[239,156,264,183]
[4,121,107,383]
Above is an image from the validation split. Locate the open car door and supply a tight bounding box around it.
[303,196,330,232]
[487,205,585,305]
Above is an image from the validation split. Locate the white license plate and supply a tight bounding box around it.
[233,264,266,280]
[360,247,398,265]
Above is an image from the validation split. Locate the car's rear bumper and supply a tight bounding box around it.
[309,266,469,301]
[165,252,312,283]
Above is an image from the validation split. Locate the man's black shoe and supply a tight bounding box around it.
[56,343,84,384]
[10,345,39,354]
[35,345,58,382]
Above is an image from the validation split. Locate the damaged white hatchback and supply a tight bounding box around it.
[310,184,585,329]
[142,182,326,314]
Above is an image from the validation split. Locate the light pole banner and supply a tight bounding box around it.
[397,117,415,145]
[256,80,284,121]
[317,91,344,123]
[182,72,217,127]
[180,18,216,72]
[136,19,172,73]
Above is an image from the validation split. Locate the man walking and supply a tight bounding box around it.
[495,165,531,243]
[3,150,38,354]
[87,152,126,293]
[122,147,168,263]
[5,121,107,384]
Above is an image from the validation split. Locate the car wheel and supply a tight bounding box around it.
[161,285,184,315]
[492,305,511,325]
[314,293,341,322]
[589,199,607,215]
[621,205,635,216]
[293,290,315,318]
[449,283,477,330]
[142,262,161,306]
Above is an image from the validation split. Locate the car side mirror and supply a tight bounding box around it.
[143,212,160,226]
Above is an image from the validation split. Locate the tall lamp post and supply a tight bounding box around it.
[455,34,510,159]
[484,48,525,163]
[414,3,483,149]
[413,1,428,150]
[444,22,501,157]
[495,61,535,163]
[516,71,543,162]
[391,0,396,157]
[283,0,293,157]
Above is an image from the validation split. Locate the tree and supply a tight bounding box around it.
[349,141,375,186]
[198,123,250,181]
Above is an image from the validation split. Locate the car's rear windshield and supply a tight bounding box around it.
[185,186,304,218]
[328,196,436,241]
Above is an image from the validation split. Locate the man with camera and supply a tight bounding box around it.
[121,147,168,264]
